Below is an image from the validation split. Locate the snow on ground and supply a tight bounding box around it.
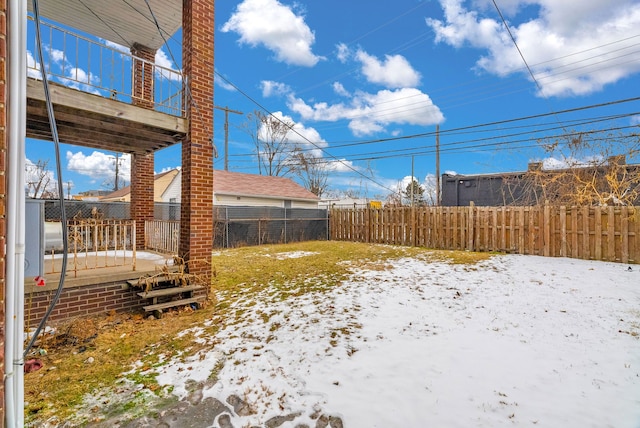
[155,254,640,427]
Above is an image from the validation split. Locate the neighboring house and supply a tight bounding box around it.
[101,169,179,202]
[441,171,518,206]
[442,158,640,206]
[102,169,320,208]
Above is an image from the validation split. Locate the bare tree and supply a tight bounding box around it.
[294,152,329,197]
[242,110,298,176]
[503,131,640,206]
[26,159,58,198]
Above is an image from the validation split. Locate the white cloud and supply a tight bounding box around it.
[66,151,131,182]
[221,0,323,67]
[100,39,129,54]
[630,115,640,126]
[336,43,350,63]
[26,51,41,79]
[355,50,422,88]
[427,0,640,97]
[332,82,350,97]
[267,111,327,155]
[154,49,173,69]
[325,158,356,173]
[25,158,57,197]
[538,155,602,170]
[261,80,293,97]
[289,87,445,137]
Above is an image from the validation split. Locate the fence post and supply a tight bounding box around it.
[225,206,229,249]
[132,221,136,271]
[560,206,567,257]
[467,201,475,251]
[543,202,551,257]
[621,206,629,263]
[284,207,288,244]
[411,205,416,247]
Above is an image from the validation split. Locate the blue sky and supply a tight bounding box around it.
[26,0,640,200]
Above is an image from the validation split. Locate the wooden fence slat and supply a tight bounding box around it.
[608,206,616,261]
[328,205,638,264]
[594,206,602,260]
[560,206,567,257]
[622,206,629,263]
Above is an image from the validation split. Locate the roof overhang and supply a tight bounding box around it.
[27,78,186,153]
[28,0,182,51]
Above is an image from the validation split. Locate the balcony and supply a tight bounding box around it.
[26,15,187,154]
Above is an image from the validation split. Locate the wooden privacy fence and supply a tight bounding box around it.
[330,205,639,264]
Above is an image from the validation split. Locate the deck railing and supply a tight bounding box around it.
[27,15,183,116]
[145,220,180,254]
[46,219,137,278]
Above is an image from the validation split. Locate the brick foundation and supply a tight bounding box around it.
[25,282,143,327]
[24,281,207,326]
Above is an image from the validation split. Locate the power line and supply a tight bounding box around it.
[214,72,399,193]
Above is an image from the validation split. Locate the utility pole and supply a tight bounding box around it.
[66,181,72,199]
[411,155,415,207]
[214,105,243,171]
[114,153,120,191]
[435,125,440,206]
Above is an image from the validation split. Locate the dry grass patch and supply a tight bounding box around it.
[25,241,492,425]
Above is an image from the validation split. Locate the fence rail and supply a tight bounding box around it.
[330,205,639,264]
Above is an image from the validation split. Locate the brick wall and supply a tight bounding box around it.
[0,0,7,421]
[180,0,214,281]
[130,153,154,248]
[25,282,144,327]
[131,43,155,109]
[24,283,207,326]
[130,43,156,249]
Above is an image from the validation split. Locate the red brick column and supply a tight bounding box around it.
[180,0,214,281]
[0,0,7,420]
[130,153,154,248]
[130,43,156,249]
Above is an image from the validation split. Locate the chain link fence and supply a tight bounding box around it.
[42,200,328,249]
[213,206,328,248]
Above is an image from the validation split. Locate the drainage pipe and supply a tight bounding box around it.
[5,0,27,426]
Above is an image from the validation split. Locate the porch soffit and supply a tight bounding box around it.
[28,0,182,51]
[26,79,187,154]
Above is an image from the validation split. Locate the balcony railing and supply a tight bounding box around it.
[27,15,184,117]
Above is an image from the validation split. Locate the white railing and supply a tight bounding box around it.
[145,220,179,254]
[46,219,137,278]
[27,15,184,117]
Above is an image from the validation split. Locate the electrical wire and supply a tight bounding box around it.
[24,0,69,358]
[215,72,399,193]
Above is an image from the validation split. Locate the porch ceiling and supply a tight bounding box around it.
[26,79,187,154]
[28,0,182,51]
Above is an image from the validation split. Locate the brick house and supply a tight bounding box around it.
[3,0,216,421]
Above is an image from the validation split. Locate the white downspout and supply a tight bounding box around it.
[5,0,27,426]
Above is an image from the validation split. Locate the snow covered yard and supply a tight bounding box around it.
[151,252,640,428]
